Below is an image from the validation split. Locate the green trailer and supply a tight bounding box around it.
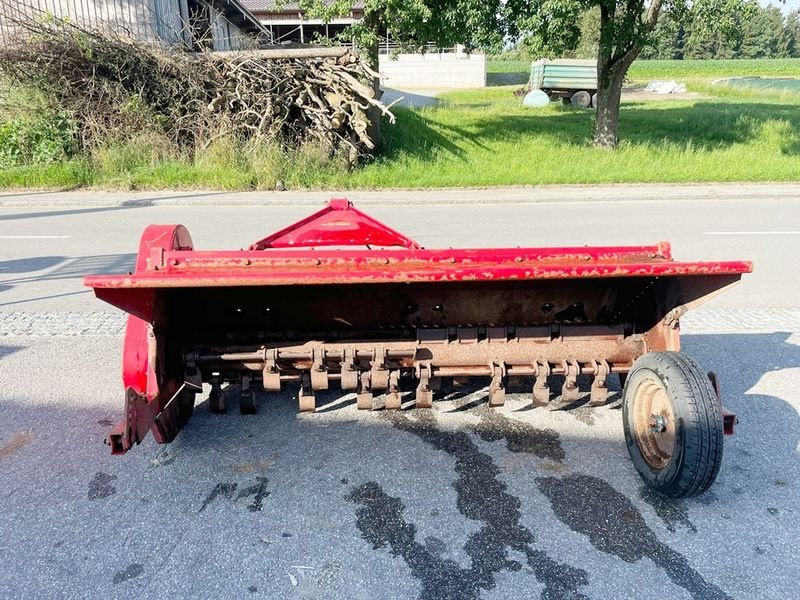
[529,58,598,108]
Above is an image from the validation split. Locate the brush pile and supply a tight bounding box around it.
[0,18,393,163]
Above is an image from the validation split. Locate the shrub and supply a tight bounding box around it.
[0,113,76,167]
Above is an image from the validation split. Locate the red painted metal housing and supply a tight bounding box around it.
[84,199,752,454]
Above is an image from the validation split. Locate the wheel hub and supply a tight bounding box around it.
[633,379,676,470]
[648,414,667,433]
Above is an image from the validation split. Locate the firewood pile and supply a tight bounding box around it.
[0,18,393,163]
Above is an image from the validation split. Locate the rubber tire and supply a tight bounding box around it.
[591,93,598,109]
[570,91,592,108]
[622,351,723,498]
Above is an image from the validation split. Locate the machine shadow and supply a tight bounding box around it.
[179,332,800,501]
[0,332,797,596]
[2,331,796,499]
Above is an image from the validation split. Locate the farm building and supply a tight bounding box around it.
[0,0,267,50]
[241,1,363,45]
[241,1,486,87]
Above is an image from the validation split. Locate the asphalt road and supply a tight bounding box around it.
[1,188,799,599]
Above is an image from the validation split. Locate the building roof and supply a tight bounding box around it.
[215,0,269,34]
[241,1,363,13]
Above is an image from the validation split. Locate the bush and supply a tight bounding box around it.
[0,113,76,167]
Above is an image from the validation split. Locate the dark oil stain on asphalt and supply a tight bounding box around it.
[471,404,565,461]
[237,476,270,512]
[88,472,116,500]
[199,482,237,512]
[346,410,589,600]
[639,485,697,533]
[199,478,270,512]
[537,474,731,600]
[112,563,143,585]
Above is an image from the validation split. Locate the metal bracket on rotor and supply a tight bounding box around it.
[561,359,580,404]
[357,370,373,410]
[589,359,610,406]
[340,348,358,390]
[310,347,329,391]
[263,349,281,391]
[370,346,389,390]
[488,361,506,407]
[385,370,402,410]
[298,371,315,412]
[415,362,433,408]
[532,359,551,407]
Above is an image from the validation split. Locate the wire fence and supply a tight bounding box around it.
[0,0,264,50]
[378,39,474,55]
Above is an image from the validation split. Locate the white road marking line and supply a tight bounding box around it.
[703,231,800,236]
[0,235,72,239]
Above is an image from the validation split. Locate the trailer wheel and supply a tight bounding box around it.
[591,93,598,108]
[622,352,723,498]
[570,91,592,108]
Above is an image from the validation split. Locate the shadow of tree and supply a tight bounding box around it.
[460,101,800,153]
[0,256,63,274]
[0,253,137,305]
[379,107,468,162]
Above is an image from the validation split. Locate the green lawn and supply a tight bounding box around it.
[2,60,800,190]
[334,86,800,187]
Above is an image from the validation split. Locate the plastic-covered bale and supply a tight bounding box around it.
[523,90,550,107]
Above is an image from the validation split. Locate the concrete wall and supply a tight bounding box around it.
[379,50,486,89]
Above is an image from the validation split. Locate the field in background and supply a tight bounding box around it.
[488,58,800,85]
[2,59,800,189]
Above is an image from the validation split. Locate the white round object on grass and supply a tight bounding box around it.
[522,90,550,107]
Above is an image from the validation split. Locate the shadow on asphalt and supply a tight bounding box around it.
[0,253,136,306]
[0,192,233,219]
[0,331,797,598]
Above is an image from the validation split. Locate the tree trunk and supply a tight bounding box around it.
[593,1,663,149]
[593,62,626,148]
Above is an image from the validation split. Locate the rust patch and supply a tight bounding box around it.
[231,454,279,474]
[0,432,32,461]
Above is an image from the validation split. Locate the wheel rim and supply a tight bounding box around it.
[632,378,676,469]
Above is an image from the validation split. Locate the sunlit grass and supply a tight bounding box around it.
[2,64,800,190]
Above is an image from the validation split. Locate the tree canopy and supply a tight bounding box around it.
[291,1,510,54]
[293,1,781,148]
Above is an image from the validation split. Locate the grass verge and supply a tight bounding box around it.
[2,63,800,189]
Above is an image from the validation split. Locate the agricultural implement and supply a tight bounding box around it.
[528,58,598,108]
[85,199,751,498]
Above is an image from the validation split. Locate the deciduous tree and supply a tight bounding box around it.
[518,1,756,148]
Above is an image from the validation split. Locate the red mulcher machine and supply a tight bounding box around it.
[85,200,751,498]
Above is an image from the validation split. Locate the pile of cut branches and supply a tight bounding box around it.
[0,17,393,164]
